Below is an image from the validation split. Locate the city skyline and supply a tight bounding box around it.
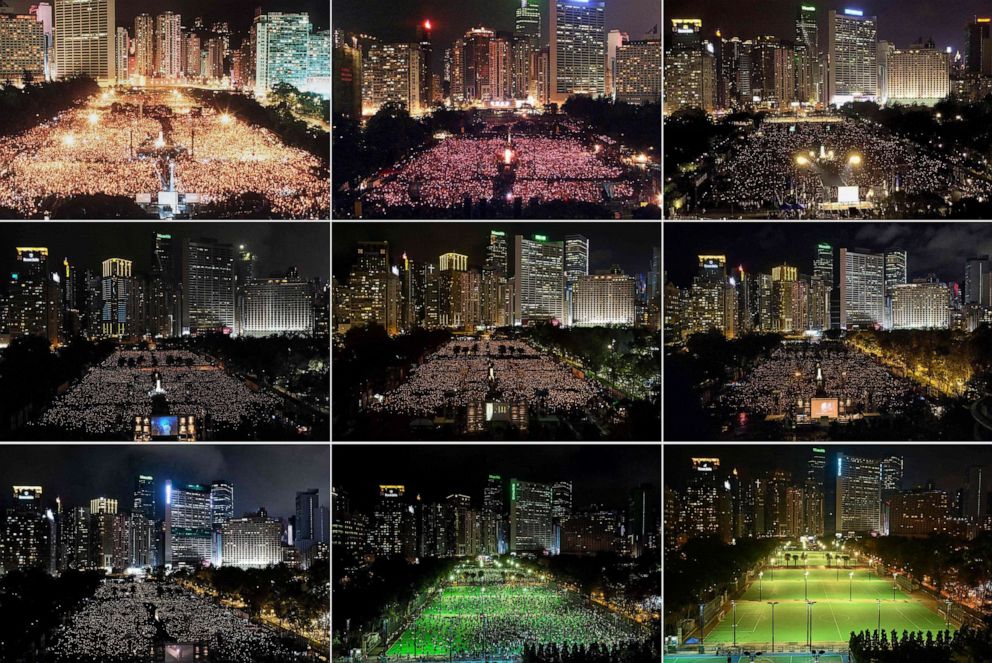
[332,223,658,283]
[663,222,992,287]
[0,445,328,524]
[4,0,330,32]
[0,223,329,281]
[333,445,660,513]
[334,0,658,78]
[664,0,984,54]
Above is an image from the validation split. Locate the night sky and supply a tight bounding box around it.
[333,0,661,76]
[333,444,660,512]
[663,0,986,54]
[0,223,328,281]
[663,222,992,288]
[332,222,660,282]
[664,444,987,495]
[0,445,329,521]
[6,0,329,32]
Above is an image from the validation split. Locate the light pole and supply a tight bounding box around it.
[804,571,809,601]
[945,599,953,628]
[892,572,898,601]
[876,598,881,635]
[732,600,737,647]
[767,601,779,653]
[849,572,854,602]
[759,571,764,601]
[699,602,705,651]
[807,600,817,653]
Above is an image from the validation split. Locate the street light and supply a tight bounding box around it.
[806,600,817,653]
[220,112,233,125]
[849,572,854,602]
[759,571,764,601]
[767,601,779,653]
[732,600,737,647]
[699,602,706,651]
[804,571,809,601]
[876,598,882,635]
[945,599,953,628]
[87,112,99,126]
[796,154,810,166]
[63,133,76,147]
[892,572,899,601]
[847,153,862,166]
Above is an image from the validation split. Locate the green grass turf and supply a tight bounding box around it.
[665,657,845,663]
[741,568,902,602]
[706,599,950,646]
[386,583,643,656]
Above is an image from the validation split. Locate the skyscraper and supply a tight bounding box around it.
[53,0,115,81]
[164,481,212,567]
[101,258,132,338]
[4,486,46,570]
[486,230,509,274]
[133,13,154,77]
[154,11,181,77]
[295,488,320,562]
[549,0,606,103]
[839,248,884,329]
[827,9,878,105]
[0,13,45,81]
[615,36,662,104]
[835,453,881,533]
[210,480,234,526]
[373,485,407,556]
[509,479,552,552]
[181,238,235,335]
[965,255,991,306]
[664,19,716,112]
[572,272,636,326]
[8,247,55,341]
[133,475,155,520]
[253,12,311,94]
[964,465,986,523]
[483,474,505,554]
[966,18,992,74]
[242,277,314,336]
[513,234,564,325]
[221,510,284,568]
[795,4,820,103]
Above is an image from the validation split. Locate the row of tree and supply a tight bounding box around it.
[849,628,955,663]
[0,77,100,137]
[521,639,658,663]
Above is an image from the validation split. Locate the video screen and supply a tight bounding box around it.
[164,644,196,662]
[810,398,839,419]
[150,415,179,437]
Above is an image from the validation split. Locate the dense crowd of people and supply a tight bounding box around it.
[387,575,645,658]
[369,340,599,416]
[365,136,635,209]
[48,580,302,662]
[721,344,918,416]
[0,89,328,218]
[711,120,992,213]
[30,350,279,436]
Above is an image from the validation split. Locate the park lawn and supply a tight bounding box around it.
[741,569,904,602]
[707,599,951,646]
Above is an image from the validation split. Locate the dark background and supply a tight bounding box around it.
[0,445,329,520]
[333,444,660,512]
[663,222,992,288]
[0,222,328,280]
[332,222,660,282]
[663,0,984,54]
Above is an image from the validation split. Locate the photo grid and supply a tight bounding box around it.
[0,0,662,658]
[664,0,992,662]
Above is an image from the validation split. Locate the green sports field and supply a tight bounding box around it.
[386,582,646,657]
[665,657,845,663]
[706,568,951,647]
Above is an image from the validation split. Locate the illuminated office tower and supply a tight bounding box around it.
[373,485,407,556]
[509,479,552,552]
[185,32,201,78]
[29,3,53,80]
[826,8,878,104]
[221,510,283,568]
[965,255,991,306]
[486,230,508,274]
[53,0,115,81]
[664,19,716,112]
[564,234,589,325]
[887,44,949,105]
[439,252,468,272]
[89,497,117,514]
[253,12,311,94]
[133,13,153,77]
[839,248,884,329]
[164,482,212,567]
[307,28,331,96]
[101,258,132,338]
[4,486,46,571]
[346,241,390,329]
[835,453,881,534]
[210,480,234,525]
[295,488,321,562]
[513,235,564,325]
[549,0,605,102]
[181,238,235,335]
[133,475,155,520]
[8,247,54,341]
[572,271,636,326]
[243,277,314,336]
[966,18,992,74]
[795,4,820,103]
[0,13,45,81]
[128,513,155,567]
[605,30,627,98]
[148,233,179,338]
[689,254,733,337]
[154,12,181,77]
[512,0,541,99]
[60,506,91,570]
[615,36,661,104]
[890,282,950,329]
[483,475,505,554]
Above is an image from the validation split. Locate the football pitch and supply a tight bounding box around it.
[706,568,950,647]
[665,657,846,663]
[386,582,646,657]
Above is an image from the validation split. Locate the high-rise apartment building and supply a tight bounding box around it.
[53,0,115,81]
[549,0,605,102]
